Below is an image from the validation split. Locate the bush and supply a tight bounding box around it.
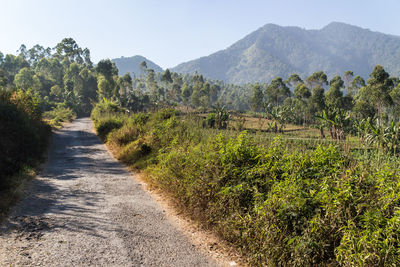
[43,103,76,128]
[94,116,124,141]
[91,98,123,122]
[0,89,50,191]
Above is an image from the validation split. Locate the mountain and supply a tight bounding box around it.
[112,55,163,76]
[172,22,400,84]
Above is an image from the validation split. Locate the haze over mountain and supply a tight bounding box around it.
[172,22,400,84]
[112,55,163,76]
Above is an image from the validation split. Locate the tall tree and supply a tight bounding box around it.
[286,73,303,88]
[265,77,290,107]
[343,70,354,94]
[365,65,393,120]
[251,84,264,112]
[306,71,328,89]
[348,75,365,96]
[325,75,344,109]
[14,67,41,92]
[181,83,192,106]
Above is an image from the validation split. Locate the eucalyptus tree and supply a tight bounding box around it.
[96,59,118,100]
[251,84,264,112]
[343,70,354,94]
[265,77,290,107]
[14,67,41,92]
[325,75,344,110]
[348,75,365,96]
[306,71,328,89]
[364,65,393,122]
[293,83,311,124]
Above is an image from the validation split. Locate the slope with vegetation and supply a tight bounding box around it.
[172,22,400,84]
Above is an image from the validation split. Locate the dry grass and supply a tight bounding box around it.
[0,167,36,222]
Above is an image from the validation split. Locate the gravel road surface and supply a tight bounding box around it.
[0,118,218,266]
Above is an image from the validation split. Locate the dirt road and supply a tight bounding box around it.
[0,118,218,266]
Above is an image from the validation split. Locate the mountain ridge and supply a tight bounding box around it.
[171,22,400,84]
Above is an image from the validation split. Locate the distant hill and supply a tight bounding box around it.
[172,22,400,84]
[112,55,163,76]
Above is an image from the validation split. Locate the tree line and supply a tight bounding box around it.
[2,38,400,152]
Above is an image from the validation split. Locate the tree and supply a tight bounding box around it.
[0,51,4,65]
[199,82,211,109]
[348,75,365,96]
[120,72,133,96]
[97,75,114,99]
[365,65,393,121]
[27,44,51,66]
[191,88,201,107]
[95,59,118,100]
[306,71,328,89]
[181,83,192,105]
[294,83,311,100]
[286,73,303,88]
[50,85,63,101]
[343,70,354,94]
[96,59,118,79]
[209,84,220,104]
[2,54,29,81]
[14,67,41,92]
[139,61,147,76]
[293,83,311,124]
[17,44,28,59]
[325,75,344,109]
[161,69,173,84]
[309,86,325,118]
[265,77,290,107]
[146,69,159,102]
[55,39,92,66]
[251,84,264,112]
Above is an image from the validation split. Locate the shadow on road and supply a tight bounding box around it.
[1,122,127,239]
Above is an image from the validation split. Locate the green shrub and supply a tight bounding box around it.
[117,139,152,165]
[94,116,124,141]
[91,98,123,122]
[0,89,50,191]
[43,103,76,128]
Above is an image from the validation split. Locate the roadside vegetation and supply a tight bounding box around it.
[0,90,50,219]
[90,63,400,265]
[91,101,400,266]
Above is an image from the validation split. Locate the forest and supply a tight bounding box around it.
[3,38,400,265]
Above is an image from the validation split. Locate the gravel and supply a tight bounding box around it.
[0,118,218,266]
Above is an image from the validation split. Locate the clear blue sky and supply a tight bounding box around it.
[1,0,400,69]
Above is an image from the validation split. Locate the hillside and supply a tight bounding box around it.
[172,22,400,84]
[112,55,163,76]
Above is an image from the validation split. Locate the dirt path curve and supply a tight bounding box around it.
[0,118,218,266]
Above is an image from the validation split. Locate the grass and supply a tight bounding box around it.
[43,103,76,128]
[0,166,38,222]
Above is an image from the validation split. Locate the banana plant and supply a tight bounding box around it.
[365,118,388,150]
[316,108,351,140]
[213,104,230,129]
[383,121,400,154]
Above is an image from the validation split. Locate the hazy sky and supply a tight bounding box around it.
[1,0,400,68]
